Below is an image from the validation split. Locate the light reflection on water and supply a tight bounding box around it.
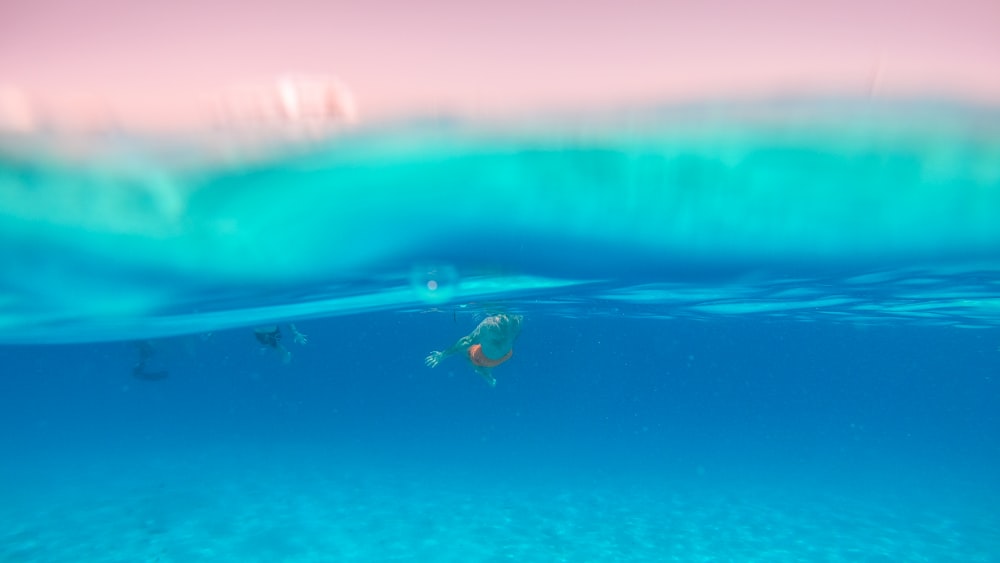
[0,267,997,344]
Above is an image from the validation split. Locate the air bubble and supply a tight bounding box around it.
[411,264,459,304]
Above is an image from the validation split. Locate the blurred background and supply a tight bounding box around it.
[2,0,998,132]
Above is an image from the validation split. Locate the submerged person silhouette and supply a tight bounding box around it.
[425,314,523,387]
[132,340,169,381]
[254,324,307,363]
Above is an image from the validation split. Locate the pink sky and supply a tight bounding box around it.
[1,0,998,130]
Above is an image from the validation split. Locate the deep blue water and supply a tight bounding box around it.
[1,312,998,560]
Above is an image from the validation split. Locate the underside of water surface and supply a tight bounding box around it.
[1,98,998,343]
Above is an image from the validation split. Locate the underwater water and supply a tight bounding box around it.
[1,100,999,561]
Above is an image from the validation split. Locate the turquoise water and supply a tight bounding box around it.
[2,99,999,343]
[1,99,998,561]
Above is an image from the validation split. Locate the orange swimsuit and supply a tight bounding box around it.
[468,344,512,368]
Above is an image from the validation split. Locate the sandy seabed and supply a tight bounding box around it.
[0,445,996,563]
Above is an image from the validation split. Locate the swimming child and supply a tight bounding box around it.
[425,314,523,387]
[254,324,308,363]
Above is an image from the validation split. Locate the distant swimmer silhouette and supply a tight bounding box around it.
[132,340,169,381]
[254,324,307,363]
[425,314,523,387]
